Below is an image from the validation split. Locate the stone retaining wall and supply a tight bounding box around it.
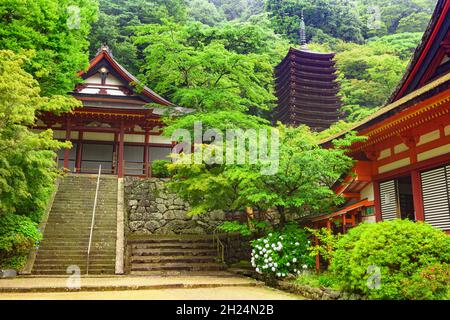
[125,177,227,235]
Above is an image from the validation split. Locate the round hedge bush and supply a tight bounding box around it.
[330,219,450,299]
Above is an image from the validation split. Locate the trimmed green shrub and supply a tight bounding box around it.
[251,224,314,278]
[0,213,42,270]
[331,220,450,299]
[151,160,171,178]
[401,263,450,300]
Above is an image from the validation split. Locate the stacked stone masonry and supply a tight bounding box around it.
[125,177,227,235]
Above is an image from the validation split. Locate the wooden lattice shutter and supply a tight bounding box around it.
[421,165,450,231]
[379,180,398,221]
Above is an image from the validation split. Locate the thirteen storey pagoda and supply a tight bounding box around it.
[273,14,341,131]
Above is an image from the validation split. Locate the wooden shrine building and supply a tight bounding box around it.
[35,46,184,178]
[304,0,450,234]
[273,13,341,131]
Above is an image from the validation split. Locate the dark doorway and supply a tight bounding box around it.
[397,176,414,220]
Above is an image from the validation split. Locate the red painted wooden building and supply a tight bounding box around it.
[35,46,185,177]
[305,0,450,234]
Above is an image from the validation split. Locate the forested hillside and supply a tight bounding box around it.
[89,0,436,122]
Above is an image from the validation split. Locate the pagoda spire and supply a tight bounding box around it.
[299,10,307,48]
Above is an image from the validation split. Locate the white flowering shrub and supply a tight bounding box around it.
[251,224,314,278]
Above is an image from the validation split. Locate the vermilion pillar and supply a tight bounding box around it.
[63,118,71,170]
[75,131,83,173]
[118,122,125,178]
[411,170,425,222]
[144,130,150,177]
[373,181,382,222]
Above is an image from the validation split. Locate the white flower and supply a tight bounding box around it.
[264,239,268,244]
[297,270,301,274]
[292,258,297,263]
[271,267,276,272]
[286,262,290,266]
[255,254,259,258]
[282,273,286,277]
[265,244,269,248]
[302,264,308,269]
[269,263,273,267]
[268,233,272,237]
[262,248,266,252]
[264,259,268,263]
[295,242,299,246]
[274,263,278,267]
[256,267,260,273]
[264,253,268,258]
[294,269,297,272]
[307,240,311,244]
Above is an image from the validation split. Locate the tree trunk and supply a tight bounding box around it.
[277,206,286,228]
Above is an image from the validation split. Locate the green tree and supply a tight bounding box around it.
[135,19,287,115]
[186,0,226,26]
[266,0,364,44]
[0,50,80,221]
[0,50,80,268]
[168,125,362,226]
[88,0,186,73]
[0,0,98,96]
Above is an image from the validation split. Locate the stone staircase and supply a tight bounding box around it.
[128,236,227,275]
[32,174,118,275]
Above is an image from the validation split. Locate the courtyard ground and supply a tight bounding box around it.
[0,274,303,300]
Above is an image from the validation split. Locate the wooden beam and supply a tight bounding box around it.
[63,118,71,170]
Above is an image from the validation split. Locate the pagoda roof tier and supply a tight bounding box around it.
[275,76,339,90]
[276,61,337,76]
[275,105,340,120]
[276,69,338,84]
[276,54,336,70]
[276,114,337,129]
[274,108,341,122]
[277,97,341,111]
[277,47,336,66]
[275,106,341,118]
[276,91,341,105]
[276,84,339,99]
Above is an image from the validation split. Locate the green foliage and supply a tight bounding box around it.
[151,160,171,178]
[89,0,186,73]
[218,220,271,236]
[266,0,364,43]
[0,213,42,270]
[0,0,98,95]
[0,50,79,220]
[251,224,314,278]
[331,220,450,300]
[240,126,362,225]
[306,227,342,266]
[219,221,252,236]
[0,50,79,269]
[401,263,450,300]
[168,124,361,223]
[134,18,287,114]
[295,271,340,290]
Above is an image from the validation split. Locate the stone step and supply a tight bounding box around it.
[34,258,116,265]
[131,248,217,256]
[131,255,218,264]
[129,270,235,277]
[130,243,215,250]
[131,262,226,272]
[128,238,215,244]
[33,268,115,275]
